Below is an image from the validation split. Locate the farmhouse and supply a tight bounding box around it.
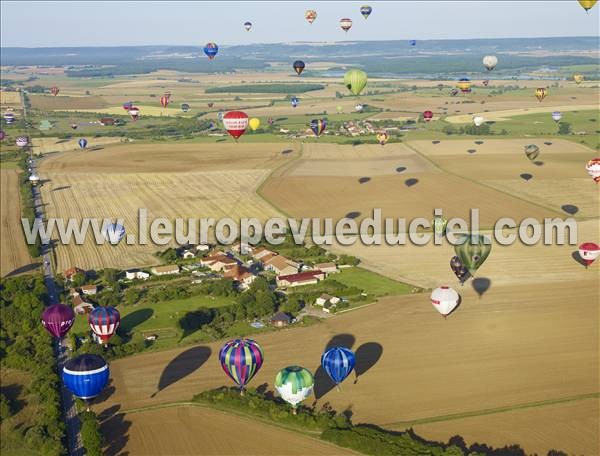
[263,255,298,276]
[195,244,210,252]
[252,247,275,260]
[99,117,116,126]
[73,295,94,315]
[270,311,291,327]
[125,269,150,280]
[276,270,325,288]
[231,242,254,254]
[64,267,84,282]
[315,294,332,306]
[80,284,97,295]
[209,256,238,272]
[151,264,180,276]
[314,262,339,274]
[223,264,256,290]
[182,249,196,259]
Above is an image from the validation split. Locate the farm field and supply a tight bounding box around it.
[445,103,599,123]
[98,279,598,455]
[0,169,34,277]
[100,406,355,456]
[30,136,126,154]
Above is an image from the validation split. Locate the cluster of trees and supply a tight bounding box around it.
[206,83,324,94]
[442,123,492,136]
[0,276,65,455]
[78,411,103,456]
[17,155,41,257]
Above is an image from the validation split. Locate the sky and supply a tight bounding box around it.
[1,1,599,47]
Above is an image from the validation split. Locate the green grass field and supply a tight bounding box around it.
[332,267,414,297]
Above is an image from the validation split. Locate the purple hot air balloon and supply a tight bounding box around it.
[41,303,75,338]
[0,130,6,141]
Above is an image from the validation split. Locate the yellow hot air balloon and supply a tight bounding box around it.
[578,0,597,11]
[535,87,547,102]
[573,74,585,84]
[249,118,260,131]
[376,131,389,146]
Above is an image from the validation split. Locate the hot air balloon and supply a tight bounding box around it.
[267,117,274,125]
[321,346,355,386]
[62,354,109,400]
[207,102,214,108]
[339,18,353,32]
[482,79,490,87]
[290,96,299,108]
[578,242,600,267]
[223,111,249,140]
[409,40,417,46]
[482,55,498,71]
[454,234,492,276]
[181,103,190,113]
[578,0,597,12]
[551,111,562,122]
[293,60,305,76]
[160,95,169,108]
[336,106,343,114]
[450,88,459,97]
[244,21,252,31]
[524,144,540,161]
[423,110,433,122]
[457,78,472,93]
[123,101,133,111]
[355,103,363,112]
[3,112,15,124]
[71,123,78,130]
[430,286,460,317]
[102,222,125,244]
[41,304,75,338]
[376,131,388,146]
[473,116,484,127]
[16,136,28,147]
[204,42,219,60]
[305,9,317,24]
[128,107,140,121]
[29,174,40,186]
[248,118,260,131]
[274,366,314,413]
[360,5,372,19]
[432,215,448,236]
[535,87,547,102]
[310,119,327,136]
[0,130,5,140]
[89,306,120,344]
[50,86,60,96]
[573,74,585,84]
[344,69,367,96]
[586,158,600,183]
[219,338,264,391]
[450,256,469,285]
[78,138,87,149]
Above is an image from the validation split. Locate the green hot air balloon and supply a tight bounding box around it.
[344,69,367,96]
[432,216,448,236]
[274,366,314,414]
[454,233,492,276]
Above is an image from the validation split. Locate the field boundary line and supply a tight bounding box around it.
[380,392,600,428]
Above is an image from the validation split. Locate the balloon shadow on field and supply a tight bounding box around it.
[281,149,293,155]
[313,334,356,401]
[561,204,579,215]
[474,140,484,145]
[358,177,371,184]
[5,262,42,278]
[405,178,419,187]
[120,308,153,333]
[519,173,533,182]
[100,406,132,456]
[544,141,553,146]
[354,342,383,384]
[431,140,441,145]
[94,378,116,404]
[152,346,211,398]
[467,149,476,154]
[472,277,491,298]
[533,160,544,167]
[345,211,361,219]
[571,251,588,268]
[396,166,407,173]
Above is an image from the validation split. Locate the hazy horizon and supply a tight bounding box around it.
[1,1,599,47]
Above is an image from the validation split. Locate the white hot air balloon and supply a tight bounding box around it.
[101,222,126,245]
[430,286,460,317]
[482,55,498,71]
[29,174,40,185]
[473,116,484,127]
[355,103,363,112]
[551,111,562,122]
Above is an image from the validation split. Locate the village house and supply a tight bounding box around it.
[99,117,116,126]
[231,242,254,254]
[73,295,94,315]
[208,255,238,272]
[125,269,150,280]
[270,311,292,327]
[150,264,180,276]
[182,249,196,259]
[223,264,256,290]
[263,255,298,276]
[68,288,80,298]
[276,270,325,288]
[323,301,337,313]
[195,244,211,253]
[64,267,84,282]
[314,262,339,274]
[315,294,332,306]
[80,284,97,295]
[252,247,275,260]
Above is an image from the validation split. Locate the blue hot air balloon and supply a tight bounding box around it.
[360,5,372,19]
[409,40,417,46]
[62,354,109,400]
[291,96,299,108]
[204,42,219,60]
[101,222,125,245]
[78,138,87,149]
[321,346,356,385]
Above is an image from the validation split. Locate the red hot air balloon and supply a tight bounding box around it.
[41,304,75,338]
[160,96,170,108]
[89,306,120,344]
[50,86,60,96]
[222,111,249,140]
[578,242,600,267]
[423,110,434,122]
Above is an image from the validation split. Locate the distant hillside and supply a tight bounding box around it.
[1,37,598,78]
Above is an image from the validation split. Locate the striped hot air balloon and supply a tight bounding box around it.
[222,111,249,140]
[204,42,219,60]
[585,158,600,183]
[290,96,299,108]
[457,78,472,94]
[578,242,600,267]
[360,5,372,19]
[535,87,547,102]
[305,9,317,24]
[430,286,460,318]
[450,256,469,285]
[524,144,540,161]
[16,136,28,147]
[41,303,75,338]
[219,338,264,391]
[321,347,355,386]
[101,222,125,244]
[310,118,327,136]
[160,95,170,108]
[50,86,60,96]
[78,138,87,149]
[88,306,120,343]
[62,354,109,400]
[344,69,367,96]
[3,112,15,124]
[274,366,314,412]
[551,111,562,122]
[244,21,252,31]
[339,18,353,32]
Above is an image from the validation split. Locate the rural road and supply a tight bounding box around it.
[25,88,84,456]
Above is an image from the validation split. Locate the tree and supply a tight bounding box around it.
[103,268,118,284]
[71,272,86,288]
[558,122,571,135]
[0,393,14,421]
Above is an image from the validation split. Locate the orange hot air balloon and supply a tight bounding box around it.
[535,87,547,102]
[160,96,169,108]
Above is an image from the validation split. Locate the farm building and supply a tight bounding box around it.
[195,244,210,252]
[231,242,254,254]
[223,264,256,290]
[80,284,97,295]
[314,262,339,274]
[270,311,291,327]
[125,269,150,280]
[73,295,94,315]
[276,270,325,288]
[64,267,84,282]
[263,255,298,276]
[252,247,275,260]
[99,117,116,126]
[151,265,180,276]
[182,249,196,259]
[315,294,332,306]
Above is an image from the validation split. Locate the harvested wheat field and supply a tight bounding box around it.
[100,406,355,456]
[38,142,291,271]
[445,103,600,123]
[99,278,598,455]
[31,136,126,155]
[0,169,34,277]
[29,94,109,111]
[0,91,21,107]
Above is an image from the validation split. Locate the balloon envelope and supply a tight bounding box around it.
[62,354,109,400]
[160,96,169,108]
[78,138,87,149]
[585,158,600,183]
[50,86,60,96]
[376,131,388,145]
[219,338,264,388]
[181,103,190,112]
[310,119,327,136]
[223,111,249,139]
[102,223,125,244]
[483,55,498,71]
[244,21,252,31]
[457,78,472,93]
[42,304,75,338]
[321,346,356,385]
[16,136,28,147]
[248,117,260,131]
[0,130,5,140]
[305,9,317,24]
[360,5,372,18]
[454,234,492,275]
[409,40,417,46]
[573,74,585,84]
[89,306,120,343]
[344,69,368,96]
[450,256,469,284]
[293,60,305,76]
[275,366,314,407]
[204,42,219,60]
[524,144,540,161]
[339,17,353,32]
[423,110,433,121]
[430,286,460,317]
[473,116,484,127]
[432,216,448,235]
[551,111,562,122]
[578,242,600,266]
[535,87,547,102]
